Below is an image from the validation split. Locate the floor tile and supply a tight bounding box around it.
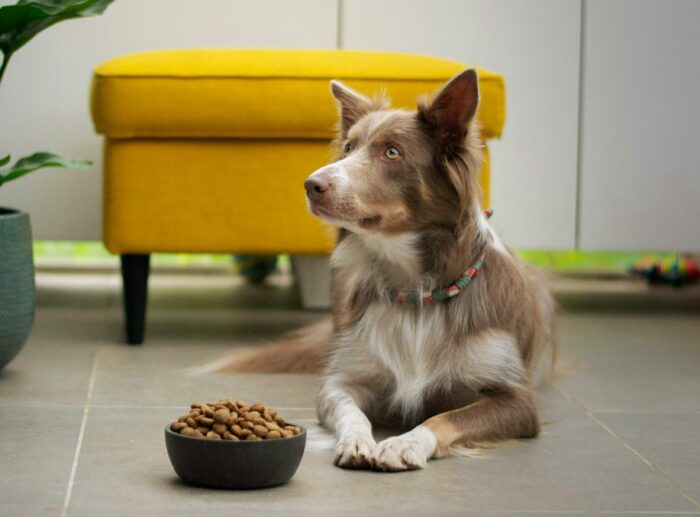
[553,313,700,413]
[0,407,83,507]
[0,505,62,517]
[105,307,322,346]
[66,389,698,514]
[89,343,322,408]
[596,412,700,505]
[146,272,303,311]
[0,308,102,407]
[4,271,699,515]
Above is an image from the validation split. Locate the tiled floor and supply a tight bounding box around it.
[1,270,699,516]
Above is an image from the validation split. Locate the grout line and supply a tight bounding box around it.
[574,0,587,250]
[335,0,344,50]
[61,349,100,517]
[551,383,700,510]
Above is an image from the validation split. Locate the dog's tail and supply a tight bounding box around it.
[190,317,332,374]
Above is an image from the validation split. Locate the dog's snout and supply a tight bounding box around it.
[304,176,332,200]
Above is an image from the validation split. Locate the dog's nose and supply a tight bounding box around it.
[304,176,331,200]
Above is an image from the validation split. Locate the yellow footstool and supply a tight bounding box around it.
[90,49,506,343]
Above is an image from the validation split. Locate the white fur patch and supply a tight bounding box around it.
[317,379,377,468]
[307,161,351,189]
[358,232,420,277]
[331,231,422,294]
[372,425,437,471]
[477,210,508,254]
[460,330,525,389]
[334,297,524,423]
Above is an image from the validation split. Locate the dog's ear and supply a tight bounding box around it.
[418,69,480,153]
[330,80,373,135]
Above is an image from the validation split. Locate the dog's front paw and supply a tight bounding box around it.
[334,432,377,469]
[371,426,437,472]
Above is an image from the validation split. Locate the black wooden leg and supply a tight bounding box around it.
[120,254,150,345]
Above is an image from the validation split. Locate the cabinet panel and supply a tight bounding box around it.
[579,0,700,251]
[343,0,582,249]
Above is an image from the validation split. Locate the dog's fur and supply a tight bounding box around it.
[209,69,557,472]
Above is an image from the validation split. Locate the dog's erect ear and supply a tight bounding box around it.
[418,69,480,153]
[330,80,373,135]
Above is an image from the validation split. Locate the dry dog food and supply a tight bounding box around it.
[170,399,301,441]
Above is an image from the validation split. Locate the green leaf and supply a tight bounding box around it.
[0,0,114,55]
[0,151,90,186]
[0,154,10,167]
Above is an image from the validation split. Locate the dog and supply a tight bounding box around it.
[209,69,557,472]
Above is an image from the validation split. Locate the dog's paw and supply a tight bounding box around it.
[371,426,437,472]
[334,432,377,469]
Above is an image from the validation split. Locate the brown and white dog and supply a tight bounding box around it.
[214,69,557,472]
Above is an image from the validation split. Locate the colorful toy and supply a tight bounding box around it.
[629,255,700,287]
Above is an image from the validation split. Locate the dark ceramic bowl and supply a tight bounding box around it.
[165,425,306,489]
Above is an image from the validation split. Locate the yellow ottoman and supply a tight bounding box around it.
[91,49,506,343]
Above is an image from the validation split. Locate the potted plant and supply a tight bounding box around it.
[0,0,113,370]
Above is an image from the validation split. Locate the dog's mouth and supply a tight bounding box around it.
[307,200,333,219]
[308,198,382,230]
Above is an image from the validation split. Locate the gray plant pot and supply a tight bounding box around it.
[0,207,35,370]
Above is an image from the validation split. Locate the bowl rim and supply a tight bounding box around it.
[165,423,306,444]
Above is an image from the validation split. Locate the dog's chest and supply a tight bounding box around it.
[357,302,458,417]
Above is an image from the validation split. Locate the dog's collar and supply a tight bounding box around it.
[386,209,492,305]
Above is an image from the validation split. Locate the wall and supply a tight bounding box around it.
[1,0,698,251]
[0,0,338,240]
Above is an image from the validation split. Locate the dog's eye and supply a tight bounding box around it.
[343,142,352,154]
[385,147,401,160]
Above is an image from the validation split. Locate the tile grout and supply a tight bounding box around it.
[60,347,101,517]
[550,382,700,510]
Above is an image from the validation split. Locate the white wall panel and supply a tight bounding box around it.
[341,0,582,249]
[579,0,700,251]
[0,0,338,240]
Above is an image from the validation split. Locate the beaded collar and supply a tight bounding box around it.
[385,209,493,305]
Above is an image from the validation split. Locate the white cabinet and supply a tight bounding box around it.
[342,0,582,250]
[578,0,700,251]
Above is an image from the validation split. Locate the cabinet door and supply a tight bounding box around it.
[342,0,582,249]
[579,0,700,251]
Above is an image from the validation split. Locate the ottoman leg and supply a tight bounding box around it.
[291,255,331,310]
[120,254,150,345]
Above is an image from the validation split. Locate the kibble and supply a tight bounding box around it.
[170,399,302,441]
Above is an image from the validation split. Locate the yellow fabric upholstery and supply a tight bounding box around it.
[91,50,504,255]
[92,49,505,140]
[103,139,490,254]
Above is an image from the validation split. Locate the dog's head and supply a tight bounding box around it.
[305,69,483,235]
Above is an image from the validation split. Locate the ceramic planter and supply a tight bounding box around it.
[0,207,35,370]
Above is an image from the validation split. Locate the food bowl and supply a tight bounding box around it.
[165,424,306,489]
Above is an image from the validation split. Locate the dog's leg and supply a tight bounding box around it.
[317,378,377,469]
[371,387,539,472]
